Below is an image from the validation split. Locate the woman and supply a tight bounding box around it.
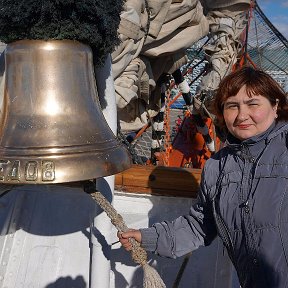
[118,66,288,287]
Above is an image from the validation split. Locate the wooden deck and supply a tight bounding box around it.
[115,164,201,198]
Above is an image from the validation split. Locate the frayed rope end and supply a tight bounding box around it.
[142,263,166,288]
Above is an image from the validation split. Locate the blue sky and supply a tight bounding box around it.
[258,0,288,39]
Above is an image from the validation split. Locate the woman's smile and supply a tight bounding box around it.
[236,124,252,129]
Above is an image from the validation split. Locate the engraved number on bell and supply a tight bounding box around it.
[8,160,20,180]
[25,161,38,181]
[0,160,9,181]
[0,160,55,182]
[42,161,55,181]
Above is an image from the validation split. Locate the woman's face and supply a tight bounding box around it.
[223,85,278,141]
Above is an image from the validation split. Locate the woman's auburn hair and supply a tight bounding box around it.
[214,66,288,128]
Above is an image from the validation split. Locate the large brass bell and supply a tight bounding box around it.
[0,40,131,184]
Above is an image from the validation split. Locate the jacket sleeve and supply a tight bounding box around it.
[140,174,218,258]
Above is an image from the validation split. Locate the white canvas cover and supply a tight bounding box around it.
[112,0,250,132]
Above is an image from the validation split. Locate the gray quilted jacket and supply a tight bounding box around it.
[141,121,288,288]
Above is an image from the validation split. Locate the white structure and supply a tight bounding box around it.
[0,186,239,288]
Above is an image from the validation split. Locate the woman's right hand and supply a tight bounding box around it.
[117,229,142,251]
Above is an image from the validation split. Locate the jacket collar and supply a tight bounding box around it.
[226,121,288,157]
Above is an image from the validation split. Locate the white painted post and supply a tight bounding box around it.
[91,55,117,288]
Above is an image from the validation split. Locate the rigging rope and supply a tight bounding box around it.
[163,87,171,166]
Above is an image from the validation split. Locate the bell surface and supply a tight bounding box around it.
[0,40,131,184]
